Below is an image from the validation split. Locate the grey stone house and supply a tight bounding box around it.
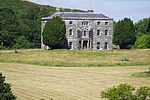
[41,11,113,51]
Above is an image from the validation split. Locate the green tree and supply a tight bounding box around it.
[113,18,136,49]
[43,17,66,49]
[0,73,16,100]
[13,36,30,49]
[146,18,150,34]
[135,18,150,37]
[0,7,19,48]
[133,34,150,49]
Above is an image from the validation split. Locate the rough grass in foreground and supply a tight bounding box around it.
[0,49,150,67]
[132,71,150,78]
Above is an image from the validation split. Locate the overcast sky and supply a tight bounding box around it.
[29,0,150,22]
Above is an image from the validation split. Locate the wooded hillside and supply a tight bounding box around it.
[0,0,83,49]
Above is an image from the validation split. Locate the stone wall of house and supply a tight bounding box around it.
[65,19,113,51]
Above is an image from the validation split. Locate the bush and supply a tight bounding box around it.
[121,57,129,61]
[136,87,150,100]
[101,83,150,100]
[0,73,16,100]
[101,83,136,100]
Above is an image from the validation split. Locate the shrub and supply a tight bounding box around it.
[136,87,150,100]
[101,83,150,100]
[101,83,136,100]
[121,57,129,61]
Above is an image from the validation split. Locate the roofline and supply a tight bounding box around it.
[41,12,113,21]
[42,17,113,21]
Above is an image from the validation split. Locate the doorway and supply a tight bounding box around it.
[83,41,88,50]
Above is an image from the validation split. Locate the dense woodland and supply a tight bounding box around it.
[0,0,83,49]
[0,0,150,49]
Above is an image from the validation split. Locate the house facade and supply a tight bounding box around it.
[41,11,113,51]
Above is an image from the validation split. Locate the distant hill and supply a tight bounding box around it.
[0,0,84,49]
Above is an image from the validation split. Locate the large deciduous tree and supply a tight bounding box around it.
[0,73,16,100]
[135,18,150,37]
[43,17,66,49]
[133,34,150,49]
[133,18,150,49]
[113,18,136,49]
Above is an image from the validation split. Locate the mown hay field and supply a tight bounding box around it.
[0,49,150,100]
[0,49,150,67]
[0,63,150,100]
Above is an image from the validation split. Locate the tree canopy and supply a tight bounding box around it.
[135,18,150,37]
[0,0,83,49]
[0,73,16,100]
[133,18,150,49]
[113,18,136,49]
[43,17,66,49]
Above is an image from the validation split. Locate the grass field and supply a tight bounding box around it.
[0,49,150,100]
[0,63,150,100]
[0,49,150,67]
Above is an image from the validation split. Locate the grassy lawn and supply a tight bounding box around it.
[0,49,150,100]
[0,49,150,67]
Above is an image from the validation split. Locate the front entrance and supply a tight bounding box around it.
[80,40,91,50]
[83,41,88,50]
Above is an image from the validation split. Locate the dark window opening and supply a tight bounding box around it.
[69,29,73,36]
[105,30,108,35]
[105,42,108,50]
[97,30,100,35]
[82,21,89,26]
[69,42,73,49]
[97,22,101,25]
[105,22,109,25]
[97,42,100,49]
[69,21,73,24]
[84,31,86,36]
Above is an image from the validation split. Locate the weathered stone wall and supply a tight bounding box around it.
[65,19,113,51]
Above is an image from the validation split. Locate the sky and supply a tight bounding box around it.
[29,0,150,22]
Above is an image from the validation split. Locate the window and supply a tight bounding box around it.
[105,22,109,26]
[97,42,100,49]
[97,22,101,25]
[84,31,86,36]
[105,30,109,36]
[69,29,73,36]
[82,21,89,26]
[105,42,108,50]
[69,42,73,50]
[69,21,73,24]
[97,30,100,35]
